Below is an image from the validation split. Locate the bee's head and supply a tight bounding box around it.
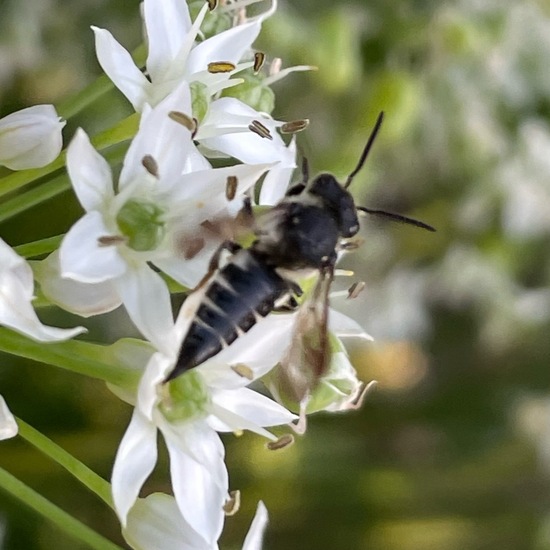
[309,173,360,237]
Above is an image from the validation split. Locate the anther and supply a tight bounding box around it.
[347,281,366,300]
[253,52,265,73]
[141,155,159,178]
[281,119,309,134]
[223,490,240,516]
[226,176,238,201]
[231,363,253,380]
[206,0,217,11]
[168,111,197,136]
[97,235,126,246]
[207,61,236,73]
[248,120,273,140]
[266,433,294,450]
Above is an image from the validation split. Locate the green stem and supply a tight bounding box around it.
[17,419,112,507]
[0,466,123,550]
[0,328,137,387]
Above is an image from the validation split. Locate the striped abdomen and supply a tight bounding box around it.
[169,250,292,380]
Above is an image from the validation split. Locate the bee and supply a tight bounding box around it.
[165,112,435,390]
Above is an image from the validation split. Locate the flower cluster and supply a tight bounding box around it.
[0,0,373,548]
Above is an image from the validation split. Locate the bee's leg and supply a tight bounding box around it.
[273,294,300,312]
[193,240,242,290]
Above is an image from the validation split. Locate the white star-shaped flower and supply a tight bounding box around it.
[111,290,295,546]
[57,82,273,352]
[92,0,272,112]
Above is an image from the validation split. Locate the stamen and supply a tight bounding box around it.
[141,155,159,178]
[168,111,197,135]
[346,380,377,411]
[223,490,241,516]
[226,175,238,201]
[263,64,317,87]
[231,363,254,380]
[181,236,205,260]
[206,0,218,10]
[97,235,126,246]
[281,119,309,134]
[266,433,294,450]
[207,61,236,73]
[347,281,366,300]
[253,52,265,73]
[248,120,273,140]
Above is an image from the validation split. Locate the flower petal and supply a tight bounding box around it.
[60,211,127,283]
[258,137,296,205]
[66,128,114,212]
[143,0,192,82]
[137,351,174,421]
[112,409,158,526]
[162,422,227,545]
[199,313,295,389]
[92,26,150,112]
[329,309,373,339]
[36,251,121,317]
[0,105,65,170]
[242,501,269,550]
[124,493,206,550]
[0,396,18,440]
[186,21,261,76]
[209,387,296,435]
[119,82,194,191]
[0,240,86,342]
[198,98,292,165]
[114,264,174,354]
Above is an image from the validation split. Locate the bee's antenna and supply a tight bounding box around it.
[357,206,436,232]
[344,111,384,189]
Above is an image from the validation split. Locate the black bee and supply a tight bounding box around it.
[165,112,434,387]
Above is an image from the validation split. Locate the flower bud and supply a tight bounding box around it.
[0,105,65,170]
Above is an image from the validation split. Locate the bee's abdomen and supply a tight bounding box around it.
[170,251,290,380]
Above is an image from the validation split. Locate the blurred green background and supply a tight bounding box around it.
[2,0,550,548]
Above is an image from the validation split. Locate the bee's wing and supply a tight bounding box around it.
[280,265,334,402]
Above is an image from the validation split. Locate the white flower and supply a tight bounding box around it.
[58,82,273,351]
[111,290,295,546]
[123,494,268,550]
[0,105,65,170]
[0,238,85,342]
[92,0,270,112]
[0,395,17,440]
[92,0,296,185]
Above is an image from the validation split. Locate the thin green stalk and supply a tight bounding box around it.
[17,419,112,507]
[14,235,64,258]
[0,328,137,387]
[0,466,123,550]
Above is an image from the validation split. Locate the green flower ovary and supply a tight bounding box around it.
[116,199,166,251]
[161,371,211,422]
[190,82,210,123]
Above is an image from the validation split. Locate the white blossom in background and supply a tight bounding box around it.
[0,396,17,440]
[123,494,268,550]
[111,289,295,546]
[0,238,85,342]
[57,82,273,352]
[0,105,64,170]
